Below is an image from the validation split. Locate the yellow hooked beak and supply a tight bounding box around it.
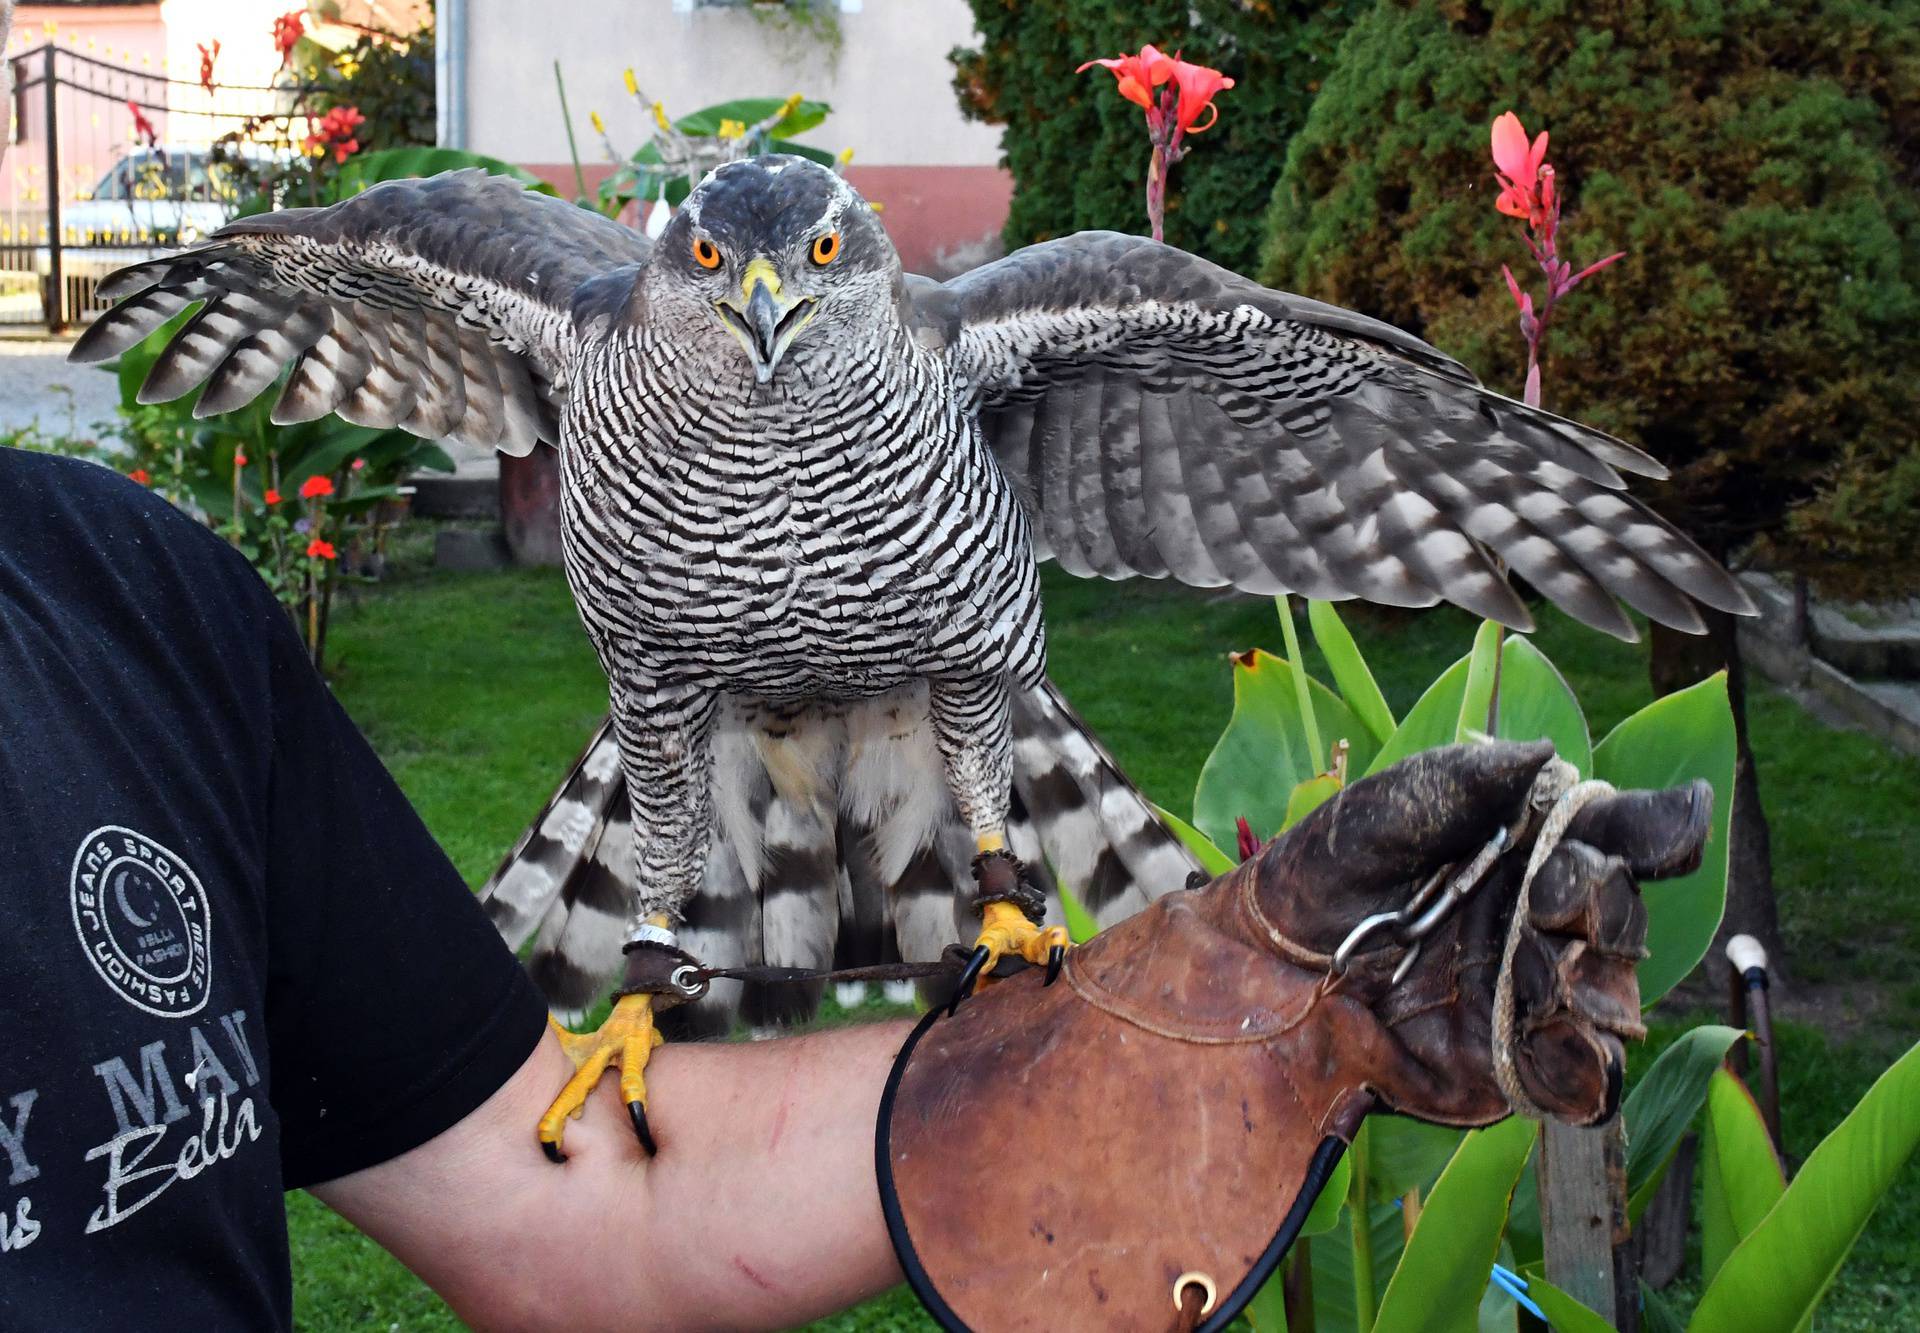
[716,256,816,384]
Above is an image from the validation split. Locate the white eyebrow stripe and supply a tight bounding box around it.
[816,174,857,230]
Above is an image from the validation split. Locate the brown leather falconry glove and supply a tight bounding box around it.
[877,739,1712,1333]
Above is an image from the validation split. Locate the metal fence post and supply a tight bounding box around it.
[42,42,64,335]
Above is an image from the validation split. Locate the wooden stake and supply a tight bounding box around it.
[1538,1120,1636,1331]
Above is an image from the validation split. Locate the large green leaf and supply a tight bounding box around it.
[279,424,408,487]
[1283,773,1344,831]
[1518,1275,1613,1332]
[1308,601,1396,744]
[1308,1154,1355,1237]
[1312,1196,1409,1333]
[674,97,831,139]
[1455,619,1504,743]
[1193,650,1378,852]
[1054,883,1101,945]
[331,147,557,200]
[1483,637,1591,776]
[1367,653,1473,776]
[1691,1038,1920,1333]
[1149,803,1236,878]
[1591,673,1735,1003]
[1640,1283,1686,1333]
[1372,1116,1539,1333]
[1246,1155,1355,1331]
[1367,1117,1467,1201]
[1622,1024,1746,1223]
[1697,1067,1786,1286]
[1368,635,1590,778]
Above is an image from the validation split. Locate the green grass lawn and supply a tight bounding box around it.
[293,561,1920,1330]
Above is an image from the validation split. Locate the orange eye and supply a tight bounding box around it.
[692,237,722,270]
[811,231,841,266]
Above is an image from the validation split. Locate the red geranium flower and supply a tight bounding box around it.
[1076,44,1175,110]
[306,538,337,560]
[197,40,220,95]
[1167,56,1234,135]
[129,468,150,486]
[305,104,366,165]
[273,10,305,68]
[298,475,334,499]
[264,488,282,506]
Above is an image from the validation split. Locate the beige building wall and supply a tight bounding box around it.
[458,0,1011,273]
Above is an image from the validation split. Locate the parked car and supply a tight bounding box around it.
[64,148,243,246]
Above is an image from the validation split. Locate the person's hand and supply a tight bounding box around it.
[879,739,1714,1329]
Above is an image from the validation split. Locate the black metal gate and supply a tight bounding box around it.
[5,42,307,332]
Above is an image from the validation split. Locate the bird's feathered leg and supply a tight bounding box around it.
[928,674,1070,996]
[539,683,719,1162]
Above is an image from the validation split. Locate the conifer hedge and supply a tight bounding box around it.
[1261,0,1920,593]
[951,1,1364,277]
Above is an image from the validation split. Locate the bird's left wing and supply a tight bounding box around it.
[70,169,653,454]
[914,231,1751,639]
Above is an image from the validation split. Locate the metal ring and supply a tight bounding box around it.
[1173,1270,1218,1316]
[668,964,709,1000]
[1331,909,1403,973]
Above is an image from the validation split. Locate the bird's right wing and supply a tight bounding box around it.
[70,169,652,454]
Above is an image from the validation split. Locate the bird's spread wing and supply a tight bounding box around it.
[914,231,1752,639]
[69,170,652,454]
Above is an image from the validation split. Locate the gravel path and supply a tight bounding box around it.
[0,337,123,440]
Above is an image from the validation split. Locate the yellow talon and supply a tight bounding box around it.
[539,991,664,1161]
[971,900,1070,988]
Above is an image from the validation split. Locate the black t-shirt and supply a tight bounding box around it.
[0,448,548,1328]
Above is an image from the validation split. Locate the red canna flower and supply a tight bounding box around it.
[264,488,282,505]
[1167,56,1234,135]
[1235,816,1262,862]
[298,475,334,499]
[1490,111,1549,223]
[1076,44,1174,110]
[233,451,247,467]
[197,40,220,95]
[1080,44,1235,242]
[126,100,159,150]
[305,538,336,560]
[129,468,150,486]
[273,10,305,68]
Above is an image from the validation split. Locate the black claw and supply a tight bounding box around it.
[542,1140,567,1165]
[950,944,992,1015]
[628,1099,658,1157]
[1045,945,1065,986]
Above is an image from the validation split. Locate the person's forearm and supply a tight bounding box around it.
[625,1018,912,1325]
[315,1018,910,1331]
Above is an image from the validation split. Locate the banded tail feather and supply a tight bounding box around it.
[478,678,1202,1028]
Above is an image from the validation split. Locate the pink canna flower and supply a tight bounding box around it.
[1490,112,1550,225]
[1488,110,1624,409]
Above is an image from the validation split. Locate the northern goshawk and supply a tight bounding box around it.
[75,158,1751,1159]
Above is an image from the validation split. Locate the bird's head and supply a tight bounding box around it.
[646,155,900,385]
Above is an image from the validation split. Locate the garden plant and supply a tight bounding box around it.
[1056,49,1920,1329]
